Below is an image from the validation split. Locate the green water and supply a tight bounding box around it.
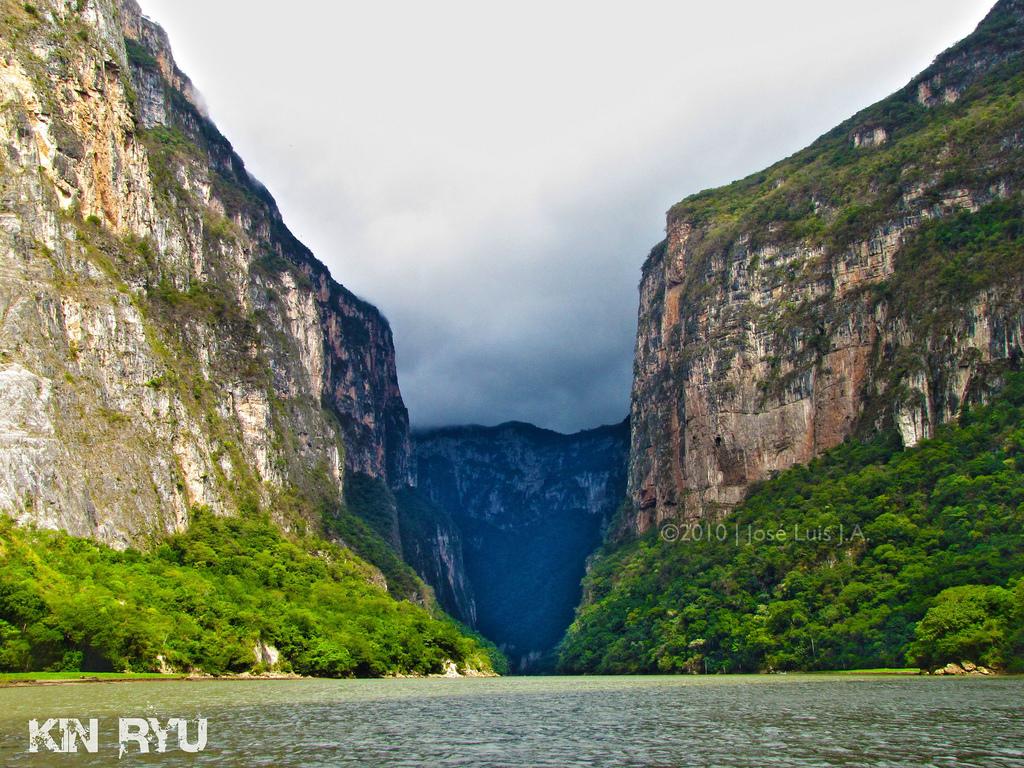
[0,675,1021,766]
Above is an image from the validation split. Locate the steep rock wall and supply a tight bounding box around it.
[0,0,410,548]
[629,0,1024,532]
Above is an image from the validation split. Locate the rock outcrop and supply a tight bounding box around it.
[628,0,1024,532]
[0,0,410,548]
[412,420,629,671]
[394,484,478,627]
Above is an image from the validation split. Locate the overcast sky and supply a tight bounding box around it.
[136,0,994,433]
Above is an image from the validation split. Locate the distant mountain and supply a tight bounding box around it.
[411,420,629,671]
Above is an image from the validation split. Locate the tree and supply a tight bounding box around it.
[907,585,1014,670]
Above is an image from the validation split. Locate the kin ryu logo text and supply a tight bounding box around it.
[28,717,208,756]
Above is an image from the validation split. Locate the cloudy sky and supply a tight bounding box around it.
[137,0,994,433]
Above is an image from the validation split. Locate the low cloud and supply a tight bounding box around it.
[139,0,993,432]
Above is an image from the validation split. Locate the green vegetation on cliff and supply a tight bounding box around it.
[665,1,1024,262]
[560,375,1024,674]
[0,512,499,677]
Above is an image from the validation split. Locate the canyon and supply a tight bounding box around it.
[2,0,1023,676]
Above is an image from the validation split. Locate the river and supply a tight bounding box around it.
[0,675,1021,766]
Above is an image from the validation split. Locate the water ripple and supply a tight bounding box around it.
[0,675,1021,767]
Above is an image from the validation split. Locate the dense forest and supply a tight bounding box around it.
[0,511,501,677]
[560,375,1024,674]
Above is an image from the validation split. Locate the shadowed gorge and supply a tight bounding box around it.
[409,421,629,672]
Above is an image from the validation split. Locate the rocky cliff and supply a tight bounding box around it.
[412,420,629,670]
[628,0,1024,533]
[0,0,410,552]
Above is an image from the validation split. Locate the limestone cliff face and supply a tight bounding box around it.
[629,0,1024,532]
[413,420,629,670]
[394,485,477,627]
[0,0,410,547]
